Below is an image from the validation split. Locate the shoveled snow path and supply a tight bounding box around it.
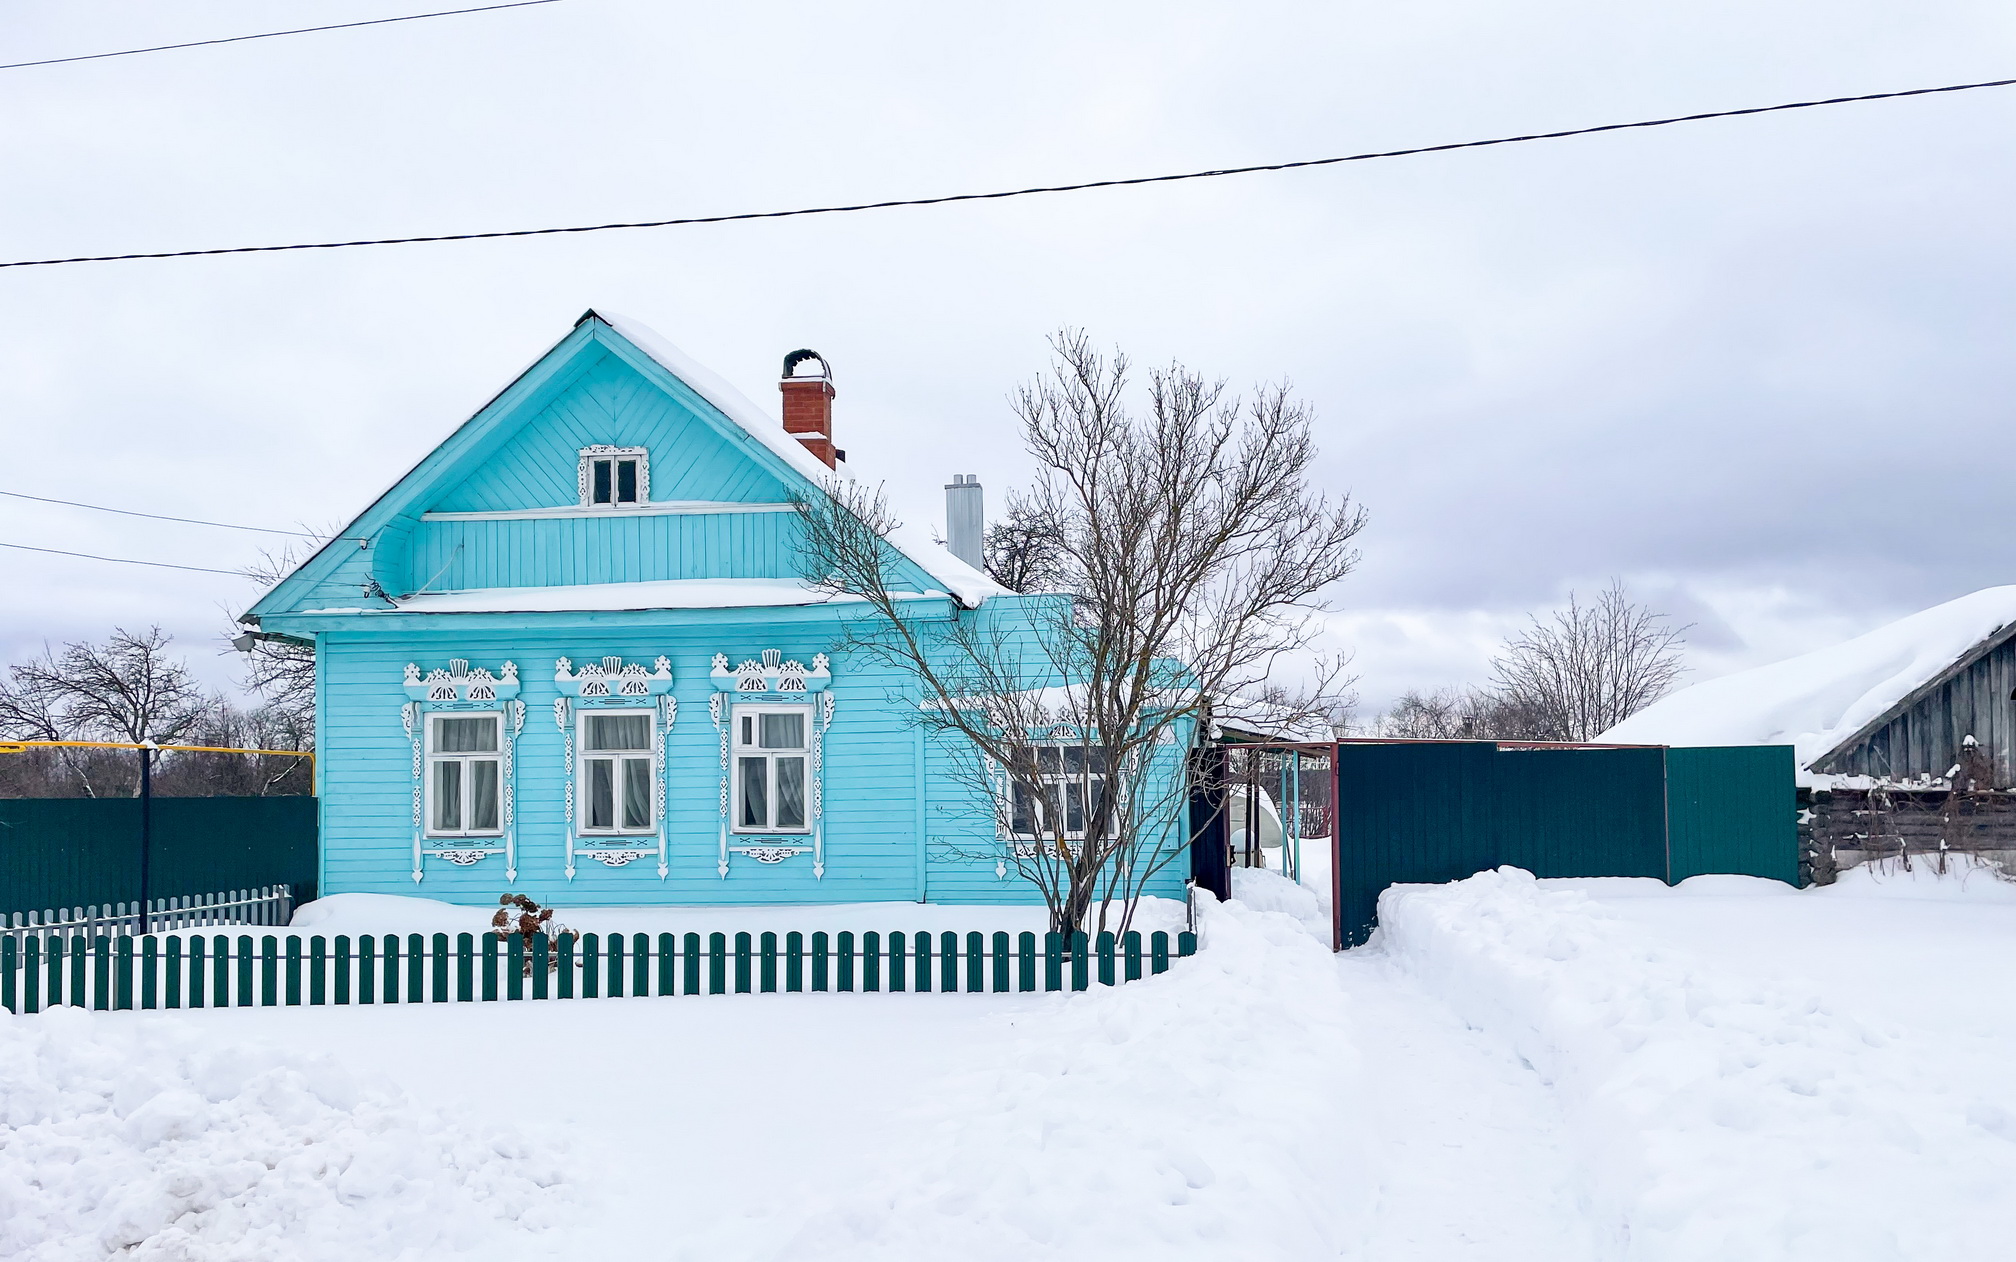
[1336,950,1603,1261]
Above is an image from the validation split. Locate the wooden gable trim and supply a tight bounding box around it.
[1810,618,2016,772]
[245,320,609,620]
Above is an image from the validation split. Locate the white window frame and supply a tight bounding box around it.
[731,702,814,835]
[1005,743,1116,842]
[424,711,505,838]
[577,445,650,509]
[575,709,658,838]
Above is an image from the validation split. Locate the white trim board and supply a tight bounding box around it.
[420,502,796,523]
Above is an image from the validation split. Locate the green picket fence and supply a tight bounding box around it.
[0,927,1199,1013]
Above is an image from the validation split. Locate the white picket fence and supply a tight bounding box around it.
[4,884,296,943]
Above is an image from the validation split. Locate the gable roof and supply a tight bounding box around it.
[1598,585,2016,779]
[247,311,1004,620]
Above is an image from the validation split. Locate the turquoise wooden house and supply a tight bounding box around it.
[242,311,1189,907]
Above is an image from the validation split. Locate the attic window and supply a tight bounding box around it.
[578,446,649,508]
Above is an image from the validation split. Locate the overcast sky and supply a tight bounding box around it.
[3,0,2013,716]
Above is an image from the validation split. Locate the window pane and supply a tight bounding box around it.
[1011,782,1036,834]
[738,756,768,828]
[776,757,806,829]
[622,758,651,830]
[1062,745,1086,774]
[592,459,612,504]
[760,711,805,749]
[435,716,497,753]
[1037,746,1062,773]
[1065,781,1085,834]
[433,761,461,832]
[616,459,638,503]
[739,715,753,746]
[587,758,614,829]
[586,712,651,751]
[470,760,500,831]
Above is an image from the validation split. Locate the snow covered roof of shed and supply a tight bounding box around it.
[588,311,1007,609]
[1598,585,2016,781]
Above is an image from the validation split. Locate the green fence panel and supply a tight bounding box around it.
[2,937,15,1013]
[0,796,317,917]
[481,933,498,1002]
[760,932,778,993]
[708,932,727,995]
[165,937,181,1009]
[531,936,549,999]
[1150,931,1169,974]
[309,937,326,1006]
[459,935,477,1002]
[683,933,702,995]
[811,932,829,992]
[140,937,157,1009]
[735,932,754,994]
[1666,745,1799,884]
[836,932,855,992]
[115,936,134,1010]
[506,936,523,1000]
[1123,931,1143,981]
[658,933,676,996]
[1095,932,1116,986]
[94,936,111,1010]
[786,932,805,993]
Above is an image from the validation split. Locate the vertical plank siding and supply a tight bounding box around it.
[1,927,1197,1013]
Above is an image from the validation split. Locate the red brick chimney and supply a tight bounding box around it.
[780,349,839,468]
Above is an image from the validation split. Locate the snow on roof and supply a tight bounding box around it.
[1210,693,1336,742]
[1599,585,2016,780]
[592,311,1008,609]
[301,578,933,615]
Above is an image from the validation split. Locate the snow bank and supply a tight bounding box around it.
[1599,585,2016,782]
[1379,867,2016,1261]
[0,1007,568,1261]
[1820,853,2016,902]
[291,892,1187,937]
[680,887,1367,1260]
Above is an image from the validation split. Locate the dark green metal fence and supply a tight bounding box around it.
[0,797,318,918]
[1333,742,1795,946]
[1,927,1200,1013]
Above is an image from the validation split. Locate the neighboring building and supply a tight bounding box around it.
[243,311,1188,906]
[1602,586,2016,787]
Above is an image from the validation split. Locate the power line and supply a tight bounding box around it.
[0,488,323,537]
[0,540,249,576]
[3,74,2011,270]
[0,1,566,72]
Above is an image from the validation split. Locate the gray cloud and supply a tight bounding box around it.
[4,0,2013,708]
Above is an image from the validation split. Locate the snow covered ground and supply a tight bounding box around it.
[6,865,2011,1259]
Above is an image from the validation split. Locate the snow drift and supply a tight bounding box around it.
[1379,868,2016,1261]
[672,884,1369,1261]
[1598,585,2016,782]
[0,1006,568,1261]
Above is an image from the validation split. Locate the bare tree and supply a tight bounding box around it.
[1486,581,1687,741]
[232,545,318,731]
[1377,687,1472,739]
[982,492,1070,593]
[795,330,1366,934]
[0,627,207,796]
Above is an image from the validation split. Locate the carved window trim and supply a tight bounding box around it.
[554,656,676,879]
[709,650,833,879]
[576,445,650,509]
[401,659,524,883]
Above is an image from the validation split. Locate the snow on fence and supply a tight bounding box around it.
[0,926,1198,1013]
[2,884,296,944]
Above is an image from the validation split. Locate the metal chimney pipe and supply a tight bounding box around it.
[944,473,984,569]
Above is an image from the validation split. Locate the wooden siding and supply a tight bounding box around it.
[1812,630,2016,785]
[315,613,1189,908]
[410,510,798,590]
[431,349,788,513]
